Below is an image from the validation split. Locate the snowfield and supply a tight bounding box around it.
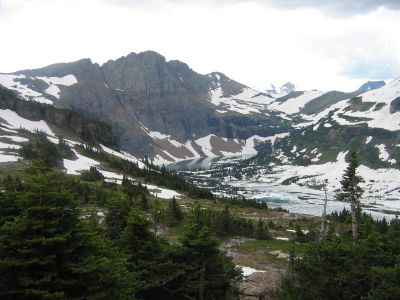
[0,151,20,162]
[268,90,326,114]
[295,78,400,131]
[149,130,291,165]
[0,73,77,103]
[0,109,55,136]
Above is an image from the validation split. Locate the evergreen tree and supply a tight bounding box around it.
[0,171,131,299]
[177,205,241,300]
[166,196,184,226]
[120,209,179,299]
[219,205,232,236]
[139,194,149,211]
[105,193,131,240]
[0,175,23,226]
[336,151,364,243]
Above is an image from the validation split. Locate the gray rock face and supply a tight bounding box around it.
[358,80,386,92]
[8,51,288,158]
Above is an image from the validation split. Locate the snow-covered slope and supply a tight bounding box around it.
[144,124,290,165]
[267,90,326,115]
[0,107,144,182]
[0,73,78,105]
[207,73,274,115]
[291,78,400,131]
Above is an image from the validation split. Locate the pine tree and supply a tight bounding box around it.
[139,193,149,211]
[120,209,178,299]
[105,193,131,240]
[166,196,184,226]
[0,171,131,299]
[336,151,364,243]
[177,204,241,300]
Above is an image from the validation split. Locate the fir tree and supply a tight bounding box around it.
[0,171,131,299]
[120,209,178,299]
[177,205,241,300]
[139,194,149,211]
[336,151,364,243]
[166,196,184,227]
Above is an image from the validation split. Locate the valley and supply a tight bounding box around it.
[0,50,400,299]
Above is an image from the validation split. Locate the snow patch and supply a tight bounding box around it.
[0,135,28,142]
[100,145,145,168]
[0,141,21,149]
[37,74,77,86]
[144,184,181,199]
[63,150,100,175]
[268,90,325,114]
[0,109,55,136]
[0,74,53,104]
[376,144,396,164]
[239,266,265,277]
[0,151,20,163]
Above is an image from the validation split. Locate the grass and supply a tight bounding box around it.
[239,239,308,254]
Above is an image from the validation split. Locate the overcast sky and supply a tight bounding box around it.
[1,0,400,91]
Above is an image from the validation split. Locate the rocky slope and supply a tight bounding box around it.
[0,51,291,163]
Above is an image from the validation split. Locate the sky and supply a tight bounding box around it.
[1,0,400,92]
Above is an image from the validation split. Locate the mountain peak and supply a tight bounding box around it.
[358,80,386,92]
[266,82,297,94]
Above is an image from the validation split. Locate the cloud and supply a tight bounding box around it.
[103,0,400,16]
[344,61,400,80]
[0,0,399,92]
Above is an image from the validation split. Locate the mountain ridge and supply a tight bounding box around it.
[0,50,398,167]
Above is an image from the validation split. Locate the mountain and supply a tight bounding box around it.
[0,51,399,174]
[0,51,291,163]
[1,51,400,216]
[358,80,386,92]
[266,82,297,95]
[236,77,400,213]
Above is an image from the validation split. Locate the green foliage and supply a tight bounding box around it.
[254,218,272,240]
[76,144,215,200]
[336,151,364,242]
[166,196,184,227]
[139,194,150,211]
[105,192,132,240]
[19,132,68,169]
[119,209,179,299]
[336,151,364,205]
[0,172,132,299]
[175,205,242,299]
[279,215,400,300]
[81,166,105,181]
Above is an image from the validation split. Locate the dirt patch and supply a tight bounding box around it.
[239,268,283,300]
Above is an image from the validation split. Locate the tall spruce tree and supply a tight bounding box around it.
[336,151,364,243]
